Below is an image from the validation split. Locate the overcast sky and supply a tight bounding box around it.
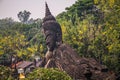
[0,0,77,21]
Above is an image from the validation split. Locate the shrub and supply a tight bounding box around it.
[25,68,72,80]
[0,65,13,80]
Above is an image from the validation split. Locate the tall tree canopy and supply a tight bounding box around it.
[17,10,31,23]
[56,0,120,73]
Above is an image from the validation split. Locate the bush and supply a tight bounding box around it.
[25,68,72,80]
[0,65,13,80]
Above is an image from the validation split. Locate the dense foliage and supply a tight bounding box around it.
[57,0,120,72]
[25,68,72,80]
[0,65,13,80]
[0,18,46,65]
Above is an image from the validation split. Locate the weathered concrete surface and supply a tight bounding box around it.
[43,44,116,80]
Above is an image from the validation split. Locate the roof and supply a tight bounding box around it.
[12,61,33,69]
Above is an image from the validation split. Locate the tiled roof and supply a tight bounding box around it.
[12,61,33,69]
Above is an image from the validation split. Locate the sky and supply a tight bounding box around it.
[0,0,77,21]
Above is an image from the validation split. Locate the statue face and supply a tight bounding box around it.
[45,31,56,51]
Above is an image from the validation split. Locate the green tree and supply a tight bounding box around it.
[94,0,120,72]
[56,0,120,73]
[25,68,72,80]
[17,10,31,23]
[0,65,13,80]
[0,17,45,61]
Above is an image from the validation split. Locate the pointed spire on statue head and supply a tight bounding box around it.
[45,2,52,16]
[42,2,56,23]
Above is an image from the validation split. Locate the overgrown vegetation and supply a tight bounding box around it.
[56,0,120,73]
[0,65,13,80]
[0,18,46,64]
[25,68,72,80]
